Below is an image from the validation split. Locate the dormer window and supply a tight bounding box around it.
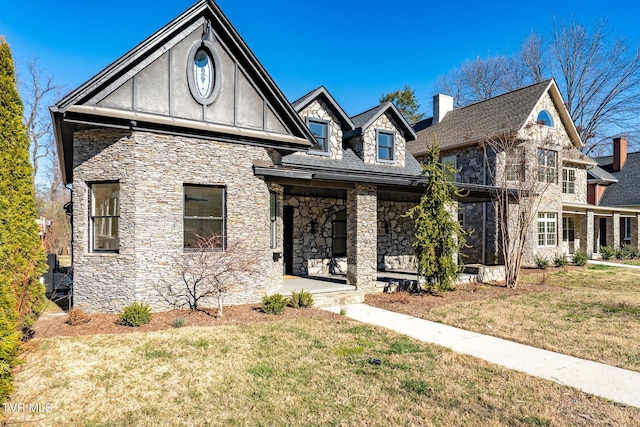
[537,110,554,127]
[376,130,395,162]
[307,118,329,154]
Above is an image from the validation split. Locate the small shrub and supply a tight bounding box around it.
[339,307,347,316]
[572,248,588,266]
[66,308,91,326]
[261,294,288,315]
[289,289,314,308]
[600,246,616,261]
[118,301,152,327]
[619,244,639,260]
[553,254,568,267]
[534,254,549,269]
[173,317,186,328]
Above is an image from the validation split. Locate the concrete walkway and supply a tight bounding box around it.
[588,260,640,269]
[324,303,640,409]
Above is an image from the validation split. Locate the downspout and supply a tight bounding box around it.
[482,144,487,264]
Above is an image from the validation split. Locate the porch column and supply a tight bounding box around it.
[586,210,594,257]
[613,211,621,249]
[635,213,640,250]
[346,183,377,292]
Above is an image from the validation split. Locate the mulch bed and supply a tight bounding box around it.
[32,305,342,339]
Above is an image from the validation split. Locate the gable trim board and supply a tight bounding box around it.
[51,0,314,184]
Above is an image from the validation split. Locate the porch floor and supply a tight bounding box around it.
[272,270,478,296]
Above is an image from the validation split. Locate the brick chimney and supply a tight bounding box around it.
[433,94,454,124]
[613,137,627,172]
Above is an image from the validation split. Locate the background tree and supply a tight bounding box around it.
[380,84,426,124]
[433,18,640,153]
[0,38,47,402]
[404,141,467,292]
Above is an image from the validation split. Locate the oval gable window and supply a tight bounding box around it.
[187,31,221,106]
[193,49,214,99]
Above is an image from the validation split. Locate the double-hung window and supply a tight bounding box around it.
[90,182,120,252]
[537,149,557,183]
[307,118,329,154]
[505,146,524,181]
[562,168,576,194]
[538,212,557,247]
[623,217,632,242]
[562,217,575,242]
[442,155,457,182]
[183,185,225,249]
[376,130,395,162]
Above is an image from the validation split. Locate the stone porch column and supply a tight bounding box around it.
[635,213,640,250]
[347,184,377,292]
[613,211,621,249]
[586,210,594,257]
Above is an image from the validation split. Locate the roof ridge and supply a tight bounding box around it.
[449,79,552,114]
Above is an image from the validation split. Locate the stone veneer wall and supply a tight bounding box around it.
[284,195,347,275]
[377,201,416,270]
[296,99,343,160]
[350,112,406,167]
[347,184,378,291]
[73,129,283,313]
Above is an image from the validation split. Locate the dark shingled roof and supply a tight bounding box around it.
[409,80,553,155]
[594,152,640,206]
[346,102,417,141]
[291,86,355,131]
[282,148,423,177]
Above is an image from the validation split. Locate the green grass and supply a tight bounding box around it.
[425,266,640,371]
[9,319,639,426]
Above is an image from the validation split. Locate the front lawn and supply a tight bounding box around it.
[7,318,639,425]
[369,265,640,372]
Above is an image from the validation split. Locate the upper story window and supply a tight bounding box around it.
[184,185,225,250]
[537,110,554,127]
[505,146,524,181]
[442,155,457,182]
[307,118,330,154]
[562,168,576,194]
[376,130,395,162]
[537,148,557,183]
[187,23,221,106]
[90,182,120,252]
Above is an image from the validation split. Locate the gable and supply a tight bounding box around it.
[52,0,312,183]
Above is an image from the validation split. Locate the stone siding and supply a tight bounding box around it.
[442,146,486,185]
[296,99,343,160]
[73,129,282,313]
[347,184,378,291]
[377,201,416,270]
[350,112,406,167]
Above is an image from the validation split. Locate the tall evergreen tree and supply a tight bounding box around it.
[405,141,467,292]
[0,37,47,401]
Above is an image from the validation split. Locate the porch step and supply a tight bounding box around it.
[308,290,365,308]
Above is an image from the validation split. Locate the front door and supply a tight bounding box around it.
[599,218,607,250]
[283,206,294,275]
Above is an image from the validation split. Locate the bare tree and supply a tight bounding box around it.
[158,234,259,317]
[434,18,640,153]
[20,59,61,184]
[483,125,569,288]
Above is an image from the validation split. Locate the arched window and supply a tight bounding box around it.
[536,110,554,127]
[332,210,346,257]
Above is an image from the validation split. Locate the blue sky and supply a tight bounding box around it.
[1,0,637,117]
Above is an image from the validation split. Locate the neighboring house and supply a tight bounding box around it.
[590,137,640,247]
[50,0,440,312]
[409,80,640,265]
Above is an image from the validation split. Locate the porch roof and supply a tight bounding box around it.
[563,202,640,216]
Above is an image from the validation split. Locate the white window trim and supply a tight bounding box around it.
[538,212,557,247]
[537,149,557,183]
[562,168,576,194]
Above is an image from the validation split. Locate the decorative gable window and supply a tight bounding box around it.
[307,118,329,154]
[184,185,225,249]
[90,182,120,252]
[505,146,524,181]
[538,212,557,247]
[187,22,221,106]
[562,168,576,194]
[537,148,557,183]
[376,130,395,162]
[442,155,457,182]
[537,110,554,127]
